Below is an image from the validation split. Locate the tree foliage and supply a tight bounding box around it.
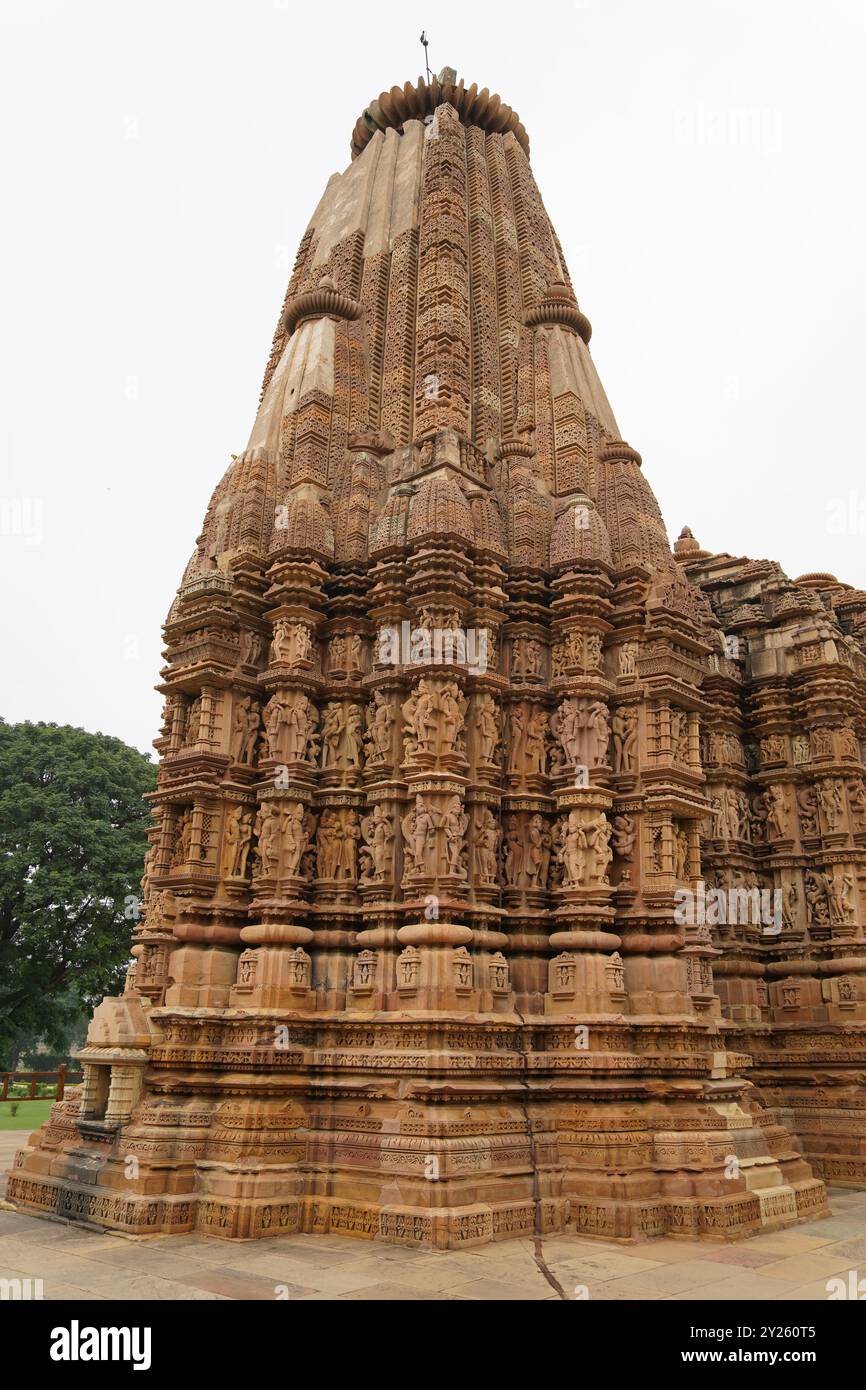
[0,720,156,1068]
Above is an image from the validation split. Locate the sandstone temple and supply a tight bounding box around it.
[11,72,866,1249]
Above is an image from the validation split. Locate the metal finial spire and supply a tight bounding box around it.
[419,30,432,84]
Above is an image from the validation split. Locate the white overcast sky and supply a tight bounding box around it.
[1,0,864,756]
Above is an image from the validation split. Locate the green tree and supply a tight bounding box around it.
[0,720,156,1068]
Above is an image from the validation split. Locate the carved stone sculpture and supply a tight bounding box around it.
[612,706,639,773]
[364,690,394,764]
[469,808,499,883]
[222,805,254,879]
[360,805,395,883]
[230,694,261,765]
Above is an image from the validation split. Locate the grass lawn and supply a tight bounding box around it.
[0,1098,55,1131]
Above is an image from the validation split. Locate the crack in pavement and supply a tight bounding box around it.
[512,1003,569,1300]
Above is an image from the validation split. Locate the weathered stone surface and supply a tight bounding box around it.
[14,72,866,1248]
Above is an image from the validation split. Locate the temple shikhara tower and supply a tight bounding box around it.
[12,72,866,1248]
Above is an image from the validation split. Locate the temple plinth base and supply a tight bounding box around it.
[8,1012,829,1248]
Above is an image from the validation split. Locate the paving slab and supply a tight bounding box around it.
[0,1144,864,1302]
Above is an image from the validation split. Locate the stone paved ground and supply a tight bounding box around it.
[3,1131,865,1301]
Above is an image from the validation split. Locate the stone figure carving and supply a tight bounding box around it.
[172,810,192,866]
[748,792,768,844]
[300,809,317,880]
[804,870,830,926]
[316,810,340,879]
[254,804,281,878]
[673,824,689,880]
[347,633,364,674]
[441,796,468,875]
[848,780,866,833]
[792,734,810,765]
[401,796,439,878]
[418,605,461,633]
[512,637,542,679]
[320,704,342,769]
[238,629,266,668]
[469,808,499,883]
[841,871,857,923]
[525,814,552,889]
[650,826,664,872]
[838,725,859,760]
[360,805,395,883]
[364,691,394,764]
[551,698,610,770]
[317,809,361,881]
[222,805,254,879]
[550,701,579,764]
[587,702,610,767]
[812,728,833,759]
[721,788,741,841]
[159,697,176,740]
[556,811,608,884]
[586,814,613,884]
[344,705,364,767]
[612,706,639,773]
[559,811,587,887]
[709,731,745,768]
[279,802,310,878]
[474,693,501,766]
[506,702,548,776]
[554,812,613,888]
[524,706,548,775]
[321,703,364,772]
[551,633,575,677]
[585,632,603,670]
[264,691,319,763]
[402,679,467,761]
[185,696,203,746]
[503,815,524,887]
[374,629,392,667]
[782,881,800,931]
[230,694,261,765]
[546,820,563,890]
[823,871,855,926]
[766,784,793,840]
[507,703,528,774]
[670,709,690,764]
[328,634,347,673]
[818,779,845,833]
[760,734,787,765]
[611,814,636,861]
[551,630,602,675]
[273,620,312,667]
[797,784,820,837]
[619,641,638,677]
